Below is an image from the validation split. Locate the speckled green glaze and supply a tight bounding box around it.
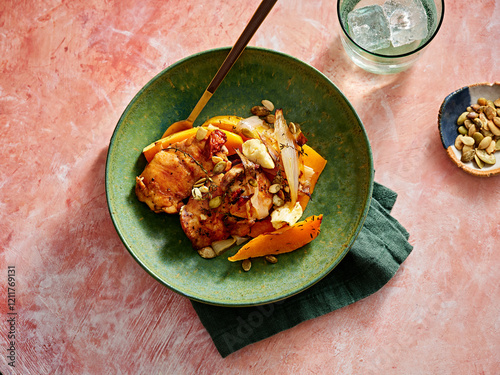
[106,47,374,306]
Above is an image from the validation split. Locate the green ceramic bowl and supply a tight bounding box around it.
[106,47,373,306]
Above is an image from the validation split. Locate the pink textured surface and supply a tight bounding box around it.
[1,0,499,374]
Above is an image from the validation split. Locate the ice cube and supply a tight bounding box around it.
[383,0,428,47]
[347,5,391,51]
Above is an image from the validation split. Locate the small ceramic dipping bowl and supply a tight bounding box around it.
[438,82,500,177]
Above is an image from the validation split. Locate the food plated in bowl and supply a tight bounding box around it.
[106,47,373,306]
[438,82,500,177]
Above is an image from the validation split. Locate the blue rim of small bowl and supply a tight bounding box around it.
[337,0,445,59]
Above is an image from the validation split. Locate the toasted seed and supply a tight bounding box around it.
[198,246,216,259]
[481,128,494,137]
[199,185,209,194]
[467,111,479,119]
[266,114,276,124]
[457,112,468,125]
[462,144,473,154]
[473,118,483,129]
[472,132,484,146]
[262,99,275,111]
[486,100,495,109]
[196,127,208,140]
[474,154,484,169]
[251,105,270,117]
[248,178,257,187]
[468,124,477,136]
[495,140,500,151]
[192,187,203,200]
[490,118,500,136]
[471,104,481,112]
[212,155,224,164]
[464,119,473,129]
[269,183,281,194]
[455,135,464,150]
[486,140,496,154]
[478,136,492,150]
[265,255,278,264]
[484,106,496,120]
[461,149,475,163]
[467,106,473,112]
[494,98,500,107]
[458,126,468,135]
[477,97,487,106]
[461,136,475,146]
[273,195,285,207]
[476,148,496,164]
[288,122,297,134]
[209,195,223,209]
[241,127,257,139]
[213,161,227,174]
[242,259,252,272]
[193,177,207,187]
[497,108,500,116]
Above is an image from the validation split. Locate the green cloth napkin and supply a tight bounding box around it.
[191,182,413,357]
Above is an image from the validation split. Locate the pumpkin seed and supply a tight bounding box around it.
[458,126,468,135]
[273,195,285,207]
[478,136,492,150]
[198,246,216,259]
[457,112,469,125]
[213,161,227,174]
[471,104,481,112]
[486,140,496,155]
[242,259,252,272]
[481,128,494,138]
[490,119,500,136]
[472,132,484,145]
[467,111,478,119]
[484,106,496,120]
[288,122,297,134]
[464,119,473,129]
[477,97,487,106]
[486,100,495,109]
[199,185,209,194]
[251,105,270,117]
[468,124,477,136]
[212,155,224,164]
[196,127,208,141]
[241,127,257,139]
[461,149,475,163]
[269,183,281,194]
[209,196,223,209]
[493,98,500,107]
[495,140,500,151]
[461,136,475,146]
[265,255,278,264]
[474,154,484,169]
[473,118,483,129]
[462,144,474,153]
[192,187,203,200]
[193,177,207,188]
[476,149,496,164]
[248,178,257,187]
[266,114,276,124]
[262,99,275,111]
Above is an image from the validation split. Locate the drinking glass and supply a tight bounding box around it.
[337,0,444,74]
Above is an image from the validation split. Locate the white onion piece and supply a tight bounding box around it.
[274,109,299,205]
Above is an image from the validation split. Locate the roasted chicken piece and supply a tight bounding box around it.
[135,130,230,214]
[180,163,273,249]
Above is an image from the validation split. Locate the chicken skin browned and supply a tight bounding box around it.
[179,164,273,249]
[135,130,230,214]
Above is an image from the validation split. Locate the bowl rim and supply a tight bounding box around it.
[438,81,500,178]
[337,0,445,59]
[105,46,374,306]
